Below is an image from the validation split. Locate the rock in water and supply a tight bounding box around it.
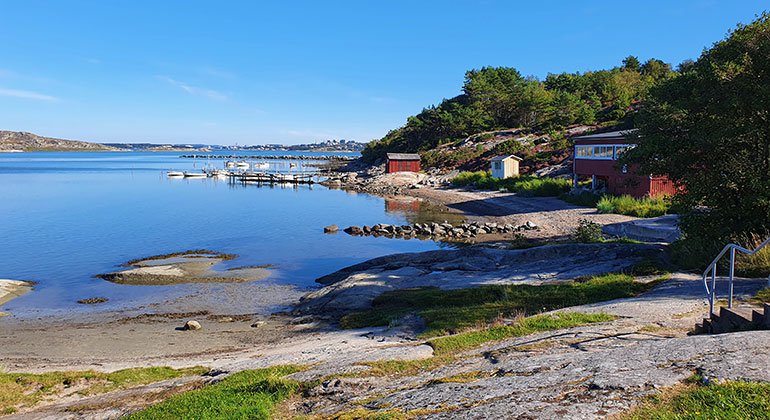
[183,320,201,331]
[344,226,362,235]
[324,224,339,233]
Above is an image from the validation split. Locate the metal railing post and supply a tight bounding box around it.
[711,269,717,316]
[728,247,735,308]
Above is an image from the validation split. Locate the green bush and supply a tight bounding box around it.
[560,191,601,207]
[451,172,571,197]
[493,139,526,155]
[596,195,669,218]
[573,219,604,243]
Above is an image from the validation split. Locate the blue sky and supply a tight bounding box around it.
[0,1,766,145]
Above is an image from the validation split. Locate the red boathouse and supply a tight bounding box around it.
[572,130,675,199]
[386,153,421,173]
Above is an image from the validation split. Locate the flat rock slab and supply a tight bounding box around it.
[603,214,681,243]
[0,279,34,317]
[296,243,665,315]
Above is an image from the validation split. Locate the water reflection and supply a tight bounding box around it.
[384,197,466,225]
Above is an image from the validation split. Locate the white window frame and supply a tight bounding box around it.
[575,144,636,160]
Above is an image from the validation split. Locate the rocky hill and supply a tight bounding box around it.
[0,131,125,152]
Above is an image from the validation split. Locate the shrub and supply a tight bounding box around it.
[573,219,603,243]
[492,139,526,156]
[560,191,601,207]
[451,173,571,197]
[451,171,490,187]
[596,195,669,218]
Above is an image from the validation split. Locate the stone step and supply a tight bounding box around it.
[703,306,766,334]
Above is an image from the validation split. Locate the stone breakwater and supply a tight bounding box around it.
[333,220,538,240]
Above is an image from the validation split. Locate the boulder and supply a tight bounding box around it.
[323,224,338,233]
[344,226,363,235]
[183,320,201,331]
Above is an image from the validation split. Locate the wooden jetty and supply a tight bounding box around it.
[205,169,316,185]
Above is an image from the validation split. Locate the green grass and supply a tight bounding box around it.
[127,365,305,420]
[596,194,670,218]
[339,273,662,337]
[622,381,770,420]
[451,171,571,197]
[427,312,616,356]
[560,192,672,218]
[0,366,208,414]
[748,288,770,305]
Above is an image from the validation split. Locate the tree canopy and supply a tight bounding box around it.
[623,12,770,243]
[362,59,675,162]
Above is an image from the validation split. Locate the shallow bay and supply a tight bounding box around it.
[0,151,444,318]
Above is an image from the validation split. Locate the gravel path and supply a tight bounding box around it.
[407,187,636,240]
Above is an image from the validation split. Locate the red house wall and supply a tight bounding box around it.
[574,157,674,199]
[386,159,420,173]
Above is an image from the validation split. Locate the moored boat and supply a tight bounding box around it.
[183,171,207,178]
[167,171,184,177]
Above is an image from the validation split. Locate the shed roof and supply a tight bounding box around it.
[490,154,522,162]
[386,153,421,160]
[572,129,637,142]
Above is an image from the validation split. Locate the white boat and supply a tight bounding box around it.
[183,171,207,178]
[254,162,269,169]
[225,161,236,168]
[210,169,230,178]
[236,161,250,169]
[167,171,184,177]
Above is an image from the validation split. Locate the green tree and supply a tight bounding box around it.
[622,55,641,72]
[622,13,770,243]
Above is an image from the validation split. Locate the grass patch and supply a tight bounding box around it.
[427,312,616,356]
[748,288,770,305]
[620,380,770,420]
[560,192,672,218]
[0,366,207,413]
[596,194,670,218]
[127,365,305,420]
[340,273,661,338]
[451,171,571,197]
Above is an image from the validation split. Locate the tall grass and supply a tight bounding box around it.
[451,171,571,197]
[596,195,670,218]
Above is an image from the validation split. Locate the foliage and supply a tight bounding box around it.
[559,191,602,207]
[451,171,571,196]
[596,195,670,218]
[622,13,770,245]
[620,380,770,420]
[671,233,770,278]
[0,366,207,414]
[573,219,604,243]
[339,273,661,337]
[363,58,676,163]
[127,365,305,420]
[492,138,527,155]
[748,288,770,305]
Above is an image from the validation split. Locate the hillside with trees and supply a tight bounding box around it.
[362,57,677,167]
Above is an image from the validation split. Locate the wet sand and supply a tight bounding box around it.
[0,280,34,317]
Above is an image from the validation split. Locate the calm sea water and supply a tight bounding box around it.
[0,151,446,317]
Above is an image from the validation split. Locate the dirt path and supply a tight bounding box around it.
[406,187,636,240]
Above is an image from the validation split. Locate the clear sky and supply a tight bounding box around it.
[0,1,766,145]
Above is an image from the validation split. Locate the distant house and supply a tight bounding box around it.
[490,155,522,179]
[386,153,421,173]
[572,130,675,198]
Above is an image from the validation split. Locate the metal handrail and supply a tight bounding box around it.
[703,236,770,317]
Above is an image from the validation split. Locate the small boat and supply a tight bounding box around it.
[210,169,230,178]
[289,163,297,169]
[236,161,250,169]
[167,171,184,177]
[183,171,207,178]
[254,162,269,169]
[225,161,236,168]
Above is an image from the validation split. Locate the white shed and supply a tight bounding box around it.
[490,155,522,179]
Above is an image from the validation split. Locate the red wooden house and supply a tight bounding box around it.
[572,130,675,198]
[386,153,421,173]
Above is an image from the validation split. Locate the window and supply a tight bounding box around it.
[594,146,613,158]
[494,162,502,170]
[576,146,593,158]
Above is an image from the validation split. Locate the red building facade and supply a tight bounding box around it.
[386,153,421,173]
[572,131,675,199]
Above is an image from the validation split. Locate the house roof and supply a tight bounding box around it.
[490,154,522,162]
[386,153,420,160]
[572,129,638,141]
